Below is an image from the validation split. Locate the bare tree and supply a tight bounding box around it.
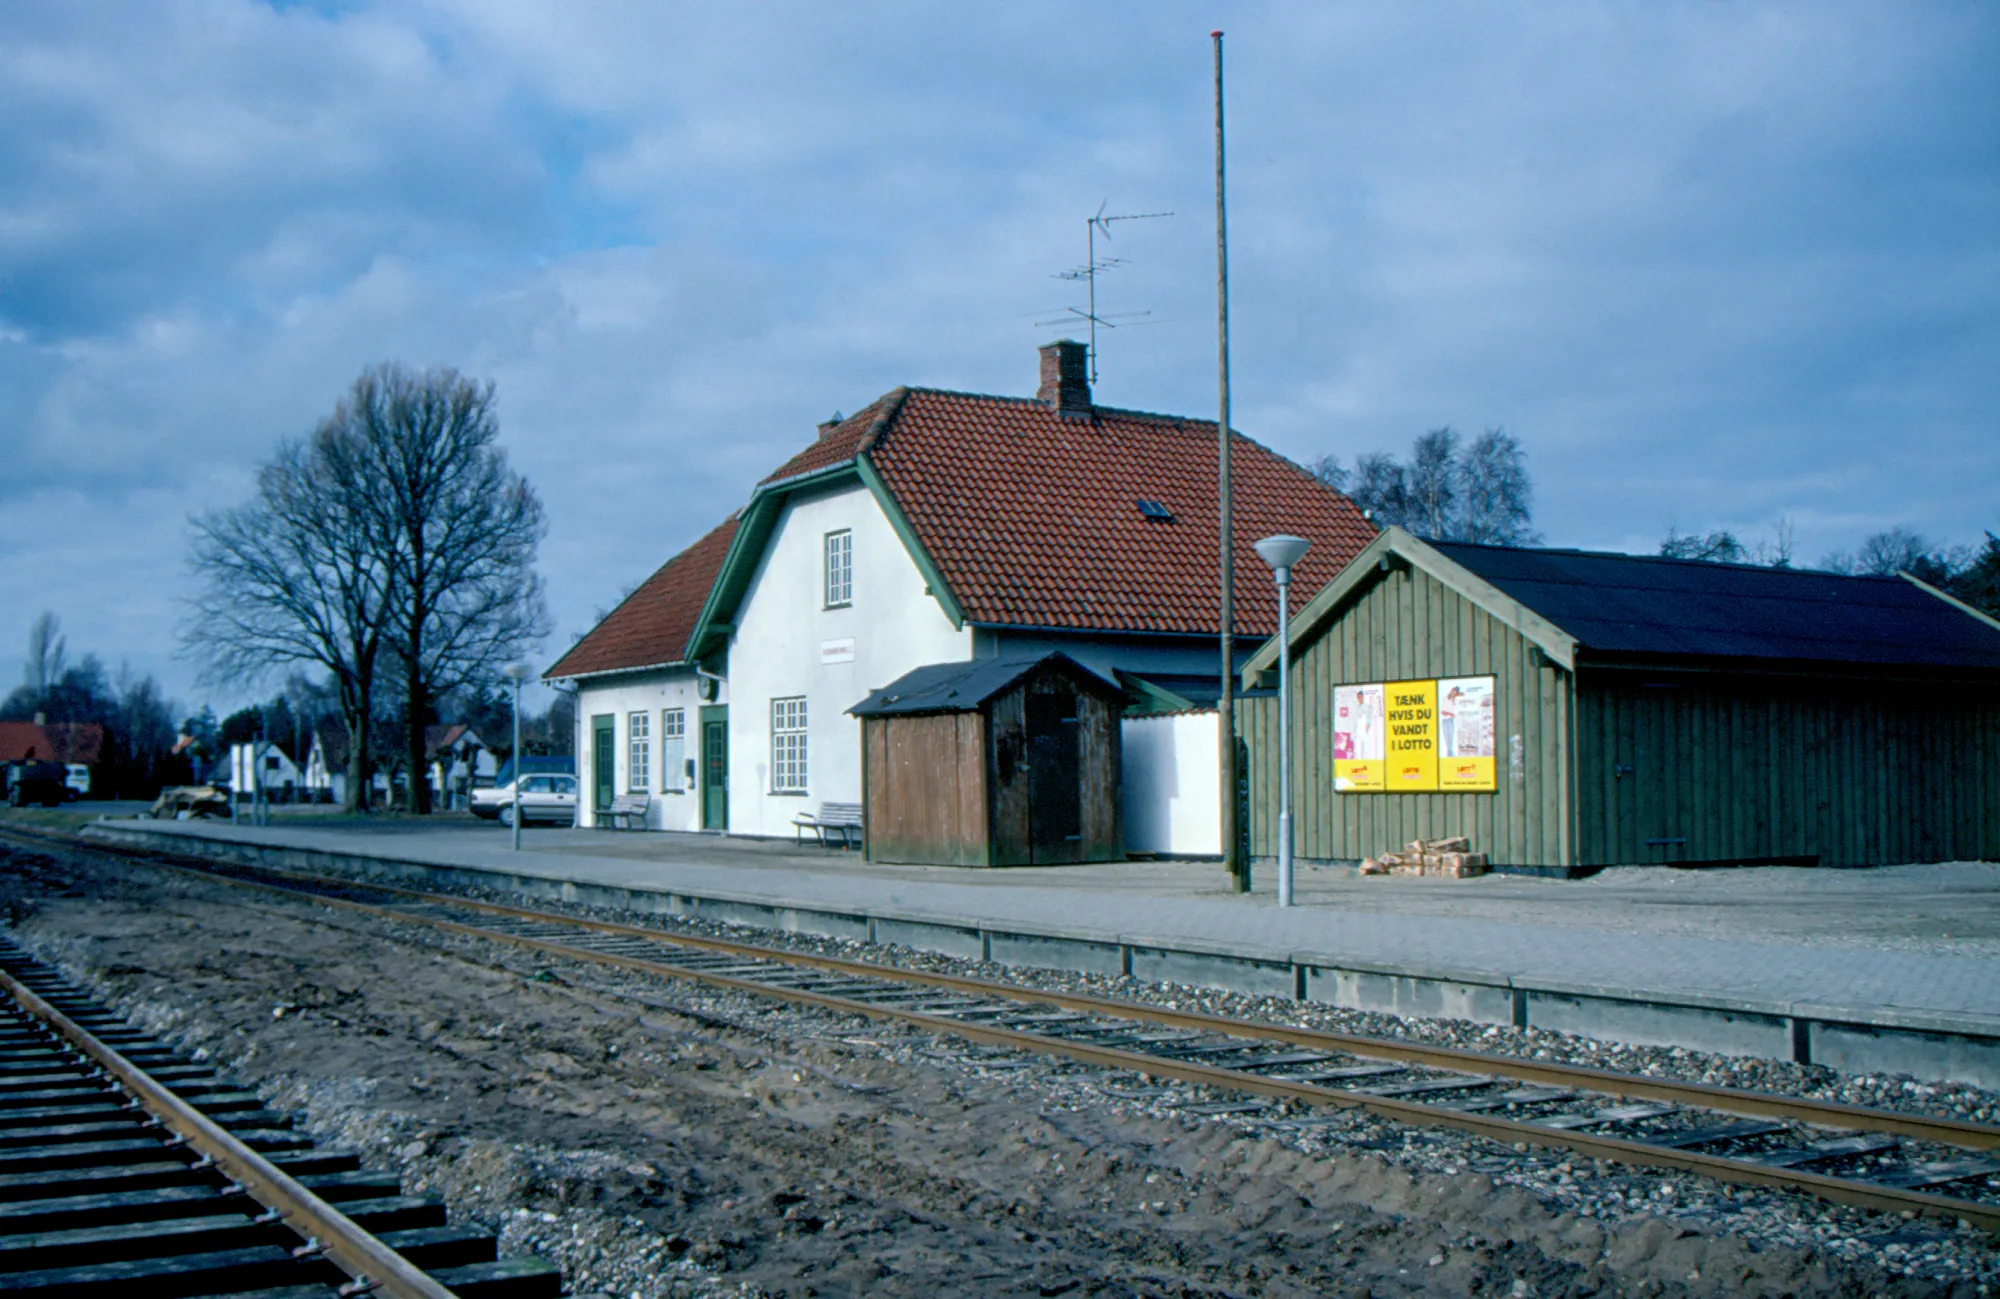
[1660,528,1746,563]
[23,611,67,704]
[345,364,549,814]
[1327,428,1538,544]
[1306,454,1349,494]
[1347,452,1410,528]
[1406,428,1460,540]
[1457,429,1537,545]
[185,422,394,812]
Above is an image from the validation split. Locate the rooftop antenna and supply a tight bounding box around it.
[1039,201,1172,384]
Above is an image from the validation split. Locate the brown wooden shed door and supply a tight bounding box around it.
[1026,694,1082,863]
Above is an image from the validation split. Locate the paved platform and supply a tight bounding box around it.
[75,816,2000,1088]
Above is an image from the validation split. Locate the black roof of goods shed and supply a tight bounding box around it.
[1431,541,2000,669]
[850,653,1120,718]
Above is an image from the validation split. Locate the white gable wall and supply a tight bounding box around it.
[727,480,970,837]
[573,666,714,830]
[1120,711,1222,856]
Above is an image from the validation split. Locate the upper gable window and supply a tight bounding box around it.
[824,529,853,608]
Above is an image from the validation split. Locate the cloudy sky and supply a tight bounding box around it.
[3,1,1995,714]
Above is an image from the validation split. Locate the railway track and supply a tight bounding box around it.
[0,930,564,1298]
[8,825,2000,1239]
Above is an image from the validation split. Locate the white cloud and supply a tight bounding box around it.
[1,0,1995,707]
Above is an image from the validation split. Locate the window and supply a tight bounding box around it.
[627,711,650,792]
[824,529,852,607]
[771,696,808,792]
[661,708,686,793]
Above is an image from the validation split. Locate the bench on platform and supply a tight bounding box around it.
[794,801,864,850]
[599,793,650,830]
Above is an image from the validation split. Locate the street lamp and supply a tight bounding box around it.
[1253,534,1310,907]
[501,662,536,852]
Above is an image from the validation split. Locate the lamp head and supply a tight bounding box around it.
[1253,534,1311,575]
[501,662,536,684]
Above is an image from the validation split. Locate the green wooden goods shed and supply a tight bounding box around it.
[1237,527,2000,872]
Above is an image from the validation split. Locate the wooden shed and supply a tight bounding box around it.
[1237,527,2000,872]
[850,653,1124,866]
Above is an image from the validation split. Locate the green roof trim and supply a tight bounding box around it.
[1116,670,1199,717]
[687,461,860,661]
[686,435,966,658]
[1240,525,1579,689]
[855,455,964,631]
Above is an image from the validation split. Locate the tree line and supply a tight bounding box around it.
[1311,427,1540,546]
[1309,428,1997,618]
[3,612,183,797]
[184,362,550,813]
[1661,522,2000,615]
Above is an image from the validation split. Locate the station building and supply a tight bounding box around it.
[547,340,1375,854]
[1237,527,2000,871]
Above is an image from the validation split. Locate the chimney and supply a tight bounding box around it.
[818,411,846,439]
[1036,339,1091,416]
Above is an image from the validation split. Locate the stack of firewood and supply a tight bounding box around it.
[1358,836,1489,879]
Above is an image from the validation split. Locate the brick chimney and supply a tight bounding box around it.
[1036,339,1091,416]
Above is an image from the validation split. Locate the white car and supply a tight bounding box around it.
[494,774,579,828]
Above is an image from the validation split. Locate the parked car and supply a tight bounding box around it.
[64,764,90,801]
[3,761,69,808]
[150,784,232,819]
[471,756,575,820]
[488,774,579,828]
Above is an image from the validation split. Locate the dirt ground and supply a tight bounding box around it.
[0,841,1966,1298]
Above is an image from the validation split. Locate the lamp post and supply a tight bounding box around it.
[501,662,535,852]
[1253,535,1310,907]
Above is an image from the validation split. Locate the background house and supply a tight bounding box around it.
[1238,527,2000,871]
[424,724,497,810]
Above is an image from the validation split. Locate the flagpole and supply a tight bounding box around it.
[1212,29,1246,894]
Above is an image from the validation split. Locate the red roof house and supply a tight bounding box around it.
[549,339,1373,843]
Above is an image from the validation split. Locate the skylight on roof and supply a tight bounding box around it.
[1136,499,1174,522]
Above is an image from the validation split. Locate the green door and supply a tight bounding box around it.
[591,715,615,816]
[700,706,727,831]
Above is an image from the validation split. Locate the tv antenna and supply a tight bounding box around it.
[1036,201,1172,384]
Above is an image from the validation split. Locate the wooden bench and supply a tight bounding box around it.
[794,801,864,850]
[598,792,650,830]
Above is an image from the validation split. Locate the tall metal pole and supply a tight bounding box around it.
[1213,30,1245,893]
[1275,564,1293,906]
[510,674,524,852]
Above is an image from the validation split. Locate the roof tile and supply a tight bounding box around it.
[545,515,740,679]
[864,390,1375,637]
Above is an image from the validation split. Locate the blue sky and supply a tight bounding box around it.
[3,2,1996,714]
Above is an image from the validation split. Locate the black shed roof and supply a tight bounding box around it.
[849,653,1120,718]
[1431,541,2000,670]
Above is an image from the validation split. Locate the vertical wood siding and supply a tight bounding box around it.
[862,712,989,865]
[1574,672,2000,867]
[1240,563,1574,867]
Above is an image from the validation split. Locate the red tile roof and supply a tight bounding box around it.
[0,722,54,764]
[43,723,102,765]
[545,515,740,679]
[860,390,1375,637]
[759,391,902,486]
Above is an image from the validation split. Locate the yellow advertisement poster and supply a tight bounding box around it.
[1384,679,1437,791]
[1332,683,1385,791]
[1437,675,1498,790]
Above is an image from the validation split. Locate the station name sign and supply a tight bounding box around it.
[1332,675,1497,793]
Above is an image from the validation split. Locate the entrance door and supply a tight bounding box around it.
[1025,693,1081,863]
[591,715,615,818]
[700,706,728,831]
